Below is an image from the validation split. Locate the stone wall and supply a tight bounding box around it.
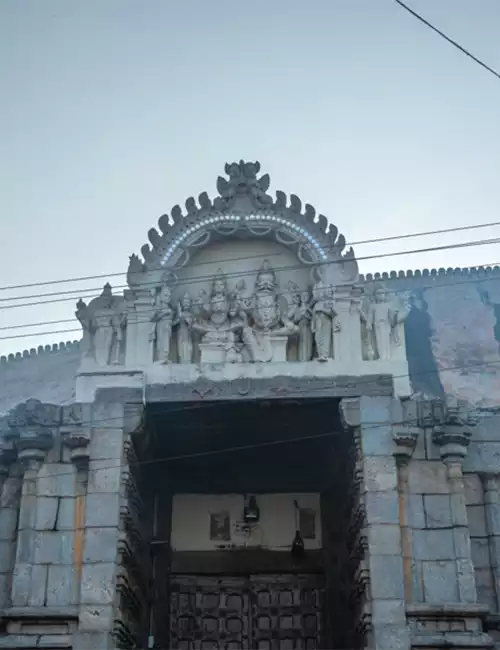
[0,342,80,416]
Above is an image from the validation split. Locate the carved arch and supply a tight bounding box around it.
[128,161,359,291]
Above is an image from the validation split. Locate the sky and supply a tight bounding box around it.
[0,0,499,355]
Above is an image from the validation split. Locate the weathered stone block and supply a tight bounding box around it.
[11,562,32,606]
[0,540,15,573]
[78,604,114,632]
[57,497,75,530]
[471,538,492,569]
[0,508,19,540]
[367,524,402,556]
[84,493,120,528]
[34,531,74,565]
[365,492,400,525]
[411,560,424,602]
[363,456,397,492]
[454,528,473,560]
[0,574,11,606]
[46,565,78,606]
[39,634,73,648]
[422,560,458,602]
[72,629,114,649]
[464,473,484,505]
[408,460,449,495]
[407,494,426,529]
[17,494,36,530]
[424,494,452,528]
[38,464,75,498]
[369,555,405,600]
[16,529,35,563]
[413,529,455,561]
[83,528,118,563]
[87,461,121,494]
[35,496,59,530]
[0,634,38,647]
[28,564,48,606]
[90,428,124,462]
[80,563,116,605]
[468,504,488,538]
[371,599,406,624]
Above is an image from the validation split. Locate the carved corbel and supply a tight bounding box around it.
[4,399,60,472]
[431,397,477,466]
[339,398,361,430]
[391,398,421,465]
[60,403,91,472]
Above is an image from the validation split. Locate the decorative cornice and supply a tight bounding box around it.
[431,398,478,464]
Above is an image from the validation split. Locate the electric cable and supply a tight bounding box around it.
[1,254,500,344]
[1,234,500,318]
[394,0,500,81]
[1,218,499,294]
[0,349,494,490]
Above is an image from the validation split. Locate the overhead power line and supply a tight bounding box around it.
[1,261,499,337]
[394,0,500,81]
[0,218,499,294]
[2,233,500,314]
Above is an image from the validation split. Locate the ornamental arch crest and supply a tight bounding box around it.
[74,160,412,397]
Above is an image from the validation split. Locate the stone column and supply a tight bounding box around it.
[481,473,500,611]
[391,398,420,604]
[340,396,410,650]
[0,431,20,609]
[60,403,91,609]
[4,399,60,607]
[432,398,477,604]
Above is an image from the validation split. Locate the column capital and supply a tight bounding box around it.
[4,399,60,470]
[431,398,477,465]
[391,397,421,464]
[60,403,91,471]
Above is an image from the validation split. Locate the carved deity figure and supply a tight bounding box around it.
[288,283,313,362]
[174,292,194,364]
[150,285,174,363]
[75,283,125,366]
[360,285,411,360]
[242,260,298,362]
[311,271,335,361]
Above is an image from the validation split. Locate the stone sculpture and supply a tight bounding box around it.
[287,282,313,362]
[75,283,126,366]
[174,292,194,364]
[360,285,411,360]
[150,285,174,363]
[311,270,336,361]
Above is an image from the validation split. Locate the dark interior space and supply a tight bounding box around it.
[138,397,361,649]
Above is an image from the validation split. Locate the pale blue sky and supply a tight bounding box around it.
[0,0,499,354]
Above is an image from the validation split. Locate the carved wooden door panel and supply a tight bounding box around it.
[250,574,324,650]
[169,575,250,649]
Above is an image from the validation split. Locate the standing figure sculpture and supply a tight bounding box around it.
[311,270,335,361]
[174,292,194,364]
[360,285,411,360]
[150,285,174,363]
[288,283,313,362]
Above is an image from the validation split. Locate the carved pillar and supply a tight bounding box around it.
[480,473,500,611]
[4,399,59,607]
[340,397,410,650]
[432,399,477,604]
[392,398,420,605]
[60,403,91,604]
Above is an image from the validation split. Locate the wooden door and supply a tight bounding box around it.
[169,574,323,650]
[250,574,323,650]
[169,576,250,649]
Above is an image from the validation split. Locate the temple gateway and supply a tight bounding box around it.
[2,161,500,649]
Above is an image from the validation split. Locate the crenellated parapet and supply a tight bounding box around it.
[0,340,80,365]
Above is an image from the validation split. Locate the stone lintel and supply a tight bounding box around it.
[0,605,79,620]
[143,374,393,405]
